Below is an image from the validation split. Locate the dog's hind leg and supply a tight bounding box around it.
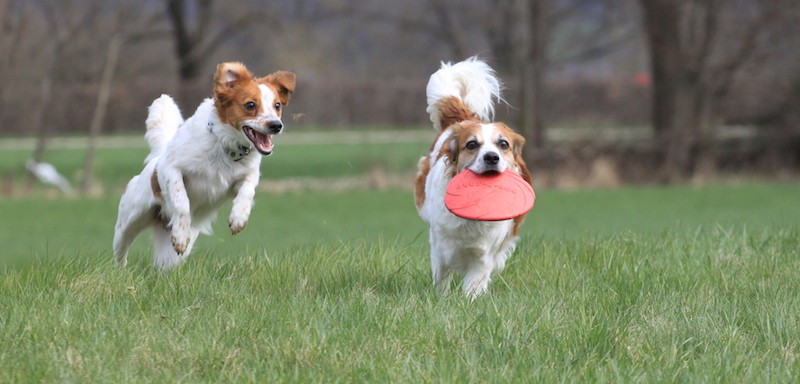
[429,232,454,294]
[431,254,453,294]
[113,212,153,267]
[113,176,158,266]
[434,269,453,295]
[152,223,198,270]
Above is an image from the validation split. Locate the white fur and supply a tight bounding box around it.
[419,134,519,299]
[418,57,520,299]
[114,91,279,269]
[144,95,182,164]
[425,56,502,130]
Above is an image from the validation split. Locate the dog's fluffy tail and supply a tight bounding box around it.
[425,56,502,130]
[144,94,183,164]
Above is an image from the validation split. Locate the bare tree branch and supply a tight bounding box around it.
[164,0,269,80]
[711,3,779,98]
[552,24,637,64]
[427,0,468,59]
[81,34,122,195]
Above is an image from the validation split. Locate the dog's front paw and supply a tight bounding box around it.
[171,219,191,254]
[171,233,189,254]
[229,216,248,235]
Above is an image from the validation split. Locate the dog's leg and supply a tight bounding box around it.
[152,223,199,269]
[434,268,453,295]
[429,230,453,294]
[462,261,493,299]
[113,175,157,266]
[158,165,192,254]
[228,171,258,234]
[431,255,453,294]
[113,210,153,267]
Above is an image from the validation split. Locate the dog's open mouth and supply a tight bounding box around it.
[243,126,273,155]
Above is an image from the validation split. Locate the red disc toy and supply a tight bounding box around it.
[445,169,535,221]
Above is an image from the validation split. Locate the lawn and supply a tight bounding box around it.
[1,135,799,382]
[0,130,430,190]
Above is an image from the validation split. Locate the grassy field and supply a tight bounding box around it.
[1,136,800,382]
[0,131,429,190]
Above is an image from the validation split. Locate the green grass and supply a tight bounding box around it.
[0,133,427,190]
[1,182,799,382]
[2,135,800,382]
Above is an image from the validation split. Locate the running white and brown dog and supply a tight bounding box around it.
[114,62,295,269]
[415,57,532,298]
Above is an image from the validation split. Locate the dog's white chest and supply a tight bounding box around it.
[182,168,241,207]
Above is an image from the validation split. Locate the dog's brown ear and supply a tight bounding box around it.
[214,62,252,90]
[439,133,461,178]
[510,130,526,157]
[263,71,296,105]
[508,129,532,237]
[509,130,532,185]
[214,63,253,111]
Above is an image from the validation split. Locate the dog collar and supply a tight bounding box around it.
[208,121,252,162]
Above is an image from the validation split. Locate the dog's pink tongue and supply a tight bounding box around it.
[244,126,275,154]
[257,133,273,153]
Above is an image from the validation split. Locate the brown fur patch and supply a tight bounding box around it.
[436,96,479,131]
[213,62,262,128]
[512,162,532,236]
[414,156,430,209]
[510,128,532,236]
[445,122,483,174]
[150,169,162,199]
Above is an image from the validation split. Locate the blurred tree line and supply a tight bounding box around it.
[1,0,798,184]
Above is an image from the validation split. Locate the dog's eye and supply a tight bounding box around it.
[274,102,281,111]
[244,101,257,111]
[465,140,479,150]
[498,139,510,150]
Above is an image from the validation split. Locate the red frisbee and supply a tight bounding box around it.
[445,169,535,221]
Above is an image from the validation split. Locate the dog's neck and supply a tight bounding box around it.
[206,119,253,162]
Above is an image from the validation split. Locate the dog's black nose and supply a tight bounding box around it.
[483,152,500,165]
[267,120,283,134]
